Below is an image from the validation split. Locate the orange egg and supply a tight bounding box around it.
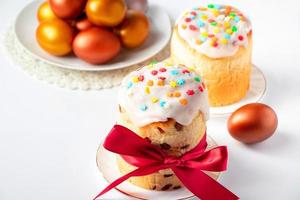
[116,10,150,48]
[227,103,278,144]
[49,0,86,19]
[37,2,58,22]
[86,0,126,27]
[73,27,121,64]
[36,19,74,56]
[76,18,93,31]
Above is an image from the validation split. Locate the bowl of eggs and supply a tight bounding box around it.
[14,0,171,71]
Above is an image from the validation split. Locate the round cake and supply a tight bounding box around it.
[171,4,252,106]
[117,61,209,190]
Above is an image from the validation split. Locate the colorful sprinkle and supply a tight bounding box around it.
[167,92,173,97]
[171,70,179,75]
[201,31,208,38]
[229,12,236,17]
[181,24,187,29]
[158,76,166,80]
[232,26,238,32]
[226,28,233,35]
[178,4,250,52]
[159,68,167,72]
[127,81,133,89]
[220,38,228,44]
[199,7,207,11]
[208,34,215,38]
[224,33,231,40]
[211,41,218,47]
[185,18,191,23]
[174,92,181,97]
[182,69,190,74]
[151,97,159,103]
[188,66,196,72]
[213,27,220,34]
[157,80,165,86]
[238,35,244,41]
[145,87,150,94]
[212,9,219,17]
[197,20,205,27]
[140,104,148,111]
[138,75,144,82]
[195,39,202,45]
[189,25,198,31]
[234,16,240,22]
[170,81,177,88]
[194,76,201,82]
[132,76,139,83]
[186,90,195,96]
[208,18,215,23]
[191,11,197,16]
[201,15,208,20]
[207,4,214,9]
[160,101,166,107]
[179,98,188,106]
[151,70,158,76]
[147,80,154,86]
[198,85,204,92]
[177,79,186,85]
[224,21,231,28]
[210,21,217,26]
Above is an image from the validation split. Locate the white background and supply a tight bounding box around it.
[1,0,300,199]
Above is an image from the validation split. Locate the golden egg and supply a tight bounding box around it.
[86,0,126,27]
[36,19,74,56]
[116,10,150,48]
[37,2,58,22]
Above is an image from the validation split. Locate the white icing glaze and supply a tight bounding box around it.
[118,62,209,127]
[176,4,252,58]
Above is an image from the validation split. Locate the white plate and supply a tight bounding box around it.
[96,136,220,200]
[210,65,267,117]
[14,0,171,71]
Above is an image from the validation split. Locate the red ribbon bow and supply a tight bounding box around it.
[94,125,238,200]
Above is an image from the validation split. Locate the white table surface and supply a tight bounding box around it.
[0,0,300,199]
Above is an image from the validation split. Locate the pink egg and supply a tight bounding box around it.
[125,0,148,13]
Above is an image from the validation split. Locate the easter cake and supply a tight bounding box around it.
[117,62,209,190]
[171,4,252,106]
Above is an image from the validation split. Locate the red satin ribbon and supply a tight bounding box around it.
[94,125,238,200]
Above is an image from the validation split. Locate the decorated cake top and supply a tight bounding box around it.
[176,4,252,58]
[118,61,209,127]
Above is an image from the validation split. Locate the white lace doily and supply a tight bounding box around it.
[3,27,170,90]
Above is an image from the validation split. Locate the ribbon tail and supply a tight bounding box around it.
[93,165,166,200]
[173,167,239,200]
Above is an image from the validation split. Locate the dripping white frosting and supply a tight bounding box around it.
[176,4,252,58]
[118,62,209,127]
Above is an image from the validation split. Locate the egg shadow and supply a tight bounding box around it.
[243,131,295,156]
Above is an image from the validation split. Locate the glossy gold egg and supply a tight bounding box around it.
[36,19,74,56]
[116,10,150,48]
[227,103,278,144]
[37,2,58,22]
[86,0,126,27]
